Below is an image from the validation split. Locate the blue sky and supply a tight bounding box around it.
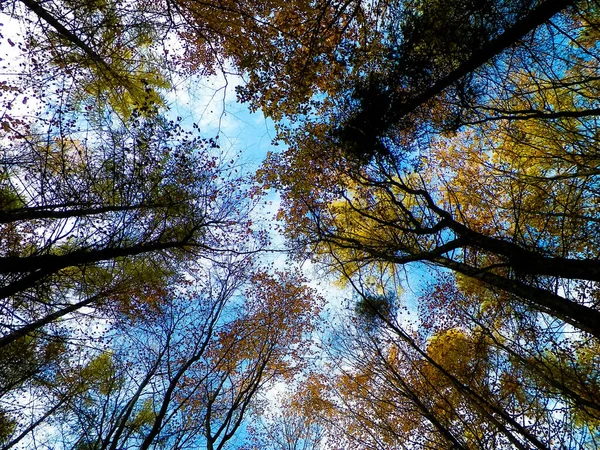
[166,71,278,169]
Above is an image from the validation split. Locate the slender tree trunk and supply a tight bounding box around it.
[18,0,111,69]
[0,238,197,274]
[0,289,118,349]
[388,0,576,121]
[436,257,600,339]
[0,202,172,224]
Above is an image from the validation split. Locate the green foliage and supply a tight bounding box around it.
[81,352,123,395]
[0,410,16,444]
[127,399,155,432]
[15,0,172,119]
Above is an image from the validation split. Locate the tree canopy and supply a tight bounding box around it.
[1,0,600,448]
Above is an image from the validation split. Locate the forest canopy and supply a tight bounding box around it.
[1,0,600,448]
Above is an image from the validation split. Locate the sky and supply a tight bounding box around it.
[166,70,277,167]
[0,5,429,344]
[162,64,432,350]
[0,11,433,448]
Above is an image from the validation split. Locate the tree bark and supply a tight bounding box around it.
[389,0,576,122]
[0,289,117,349]
[436,257,600,339]
[0,202,172,224]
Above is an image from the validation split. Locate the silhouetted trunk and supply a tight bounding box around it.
[437,257,600,339]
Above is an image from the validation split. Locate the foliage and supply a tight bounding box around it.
[3,0,600,448]
[0,1,325,447]
[252,0,600,448]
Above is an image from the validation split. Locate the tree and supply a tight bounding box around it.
[259,0,600,337]
[0,104,253,347]
[5,0,173,118]
[288,282,600,449]
[252,1,600,447]
[1,257,323,450]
